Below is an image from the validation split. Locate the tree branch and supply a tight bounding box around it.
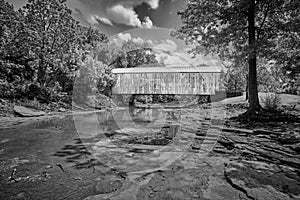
[257,1,271,40]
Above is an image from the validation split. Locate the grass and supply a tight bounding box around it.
[261,93,281,112]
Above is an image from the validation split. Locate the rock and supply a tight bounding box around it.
[15,192,29,200]
[13,105,45,117]
[253,129,277,136]
[58,107,66,112]
[291,143,300,152]
[45,165,52,169]
[0,99,7,105]
[224,161,300,200]
[278,132,300,144]
[222,127,253,135]
[218,137,235,149]
[95,179,123,194]
[125,153,134,157]
[95,139,112,147]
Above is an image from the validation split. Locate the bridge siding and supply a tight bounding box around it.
[112,72,220,95]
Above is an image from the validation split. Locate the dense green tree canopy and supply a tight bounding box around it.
[108,40,158,69]
[96,39,158,69]
[174,0,299,113]
[0,0,108,102]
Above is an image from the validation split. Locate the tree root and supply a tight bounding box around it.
[232,108,299,123]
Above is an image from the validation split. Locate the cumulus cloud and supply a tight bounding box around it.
[111,33,132,46]
[142,16,153,28]
[111,32,147,47]
[146,0,160,9]
[153,45,222,67]
[163,53,191,66]
[107,5,154,28]
[116,33,132,41]
[97,17,113,26]
[107,4,142,27]
[153,39,177,52]
[159,51,222,67]
[132,37,145,44]
[87,16,98,25]
[154,52,190,66]
[73,0,159,27]
[88,15,113,26]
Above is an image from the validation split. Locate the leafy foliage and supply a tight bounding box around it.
[0,0,110,104]
[261,94,281,112]
[73,55,114,103]
[174,0,300,112]
[223,62,247,93]
[224,59,288,94]
[106,40,158,68]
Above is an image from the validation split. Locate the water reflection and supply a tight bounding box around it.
[53,106,225,174]
[69,108,185,173]
[73,108,180,138]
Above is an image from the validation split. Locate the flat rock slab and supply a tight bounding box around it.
[14,105,46,117]
[224,161,300,200]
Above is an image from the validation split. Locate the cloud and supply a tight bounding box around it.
[163,53,190,66]
[142,16,153,28]
[154,51,190,66]
[107,5,154,28]
[87,16,113,26]
[132,37,145,44]
[117,33,132,41]
[107,4,142,27]
[73,0,159,27]
[159,51,222,67]
[146,0,160,9]
[111,32,147,47]
[152,44,222,67]
[112,33,132,46]
[97,17,113,26]
[153,39,177,52]
[87,16,98,25]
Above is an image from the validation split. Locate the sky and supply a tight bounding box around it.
[7,0,186,36]
[7,0,222,67]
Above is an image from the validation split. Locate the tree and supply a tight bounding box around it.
[73,55,115,102]
[271,33,300,82]
[224,64,247,93]
[0,0,108,102]
[108,40,158,68]
[0,0,35,79]
[174,0,299,114]
[19,0,83,85]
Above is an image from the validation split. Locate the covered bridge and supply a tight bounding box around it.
[112,66,223,95]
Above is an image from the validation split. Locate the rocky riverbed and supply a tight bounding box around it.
[0,95,299,200]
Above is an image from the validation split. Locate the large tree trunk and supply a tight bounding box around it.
[37,55,47,84]
[247,0,261,113]
[245,74,249,101]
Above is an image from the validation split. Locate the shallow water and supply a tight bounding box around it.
[0,107,225,199]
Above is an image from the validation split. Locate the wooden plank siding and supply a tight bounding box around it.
[112,67,221,95]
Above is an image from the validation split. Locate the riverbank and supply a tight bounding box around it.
[1,93,298,128]
[0,94,119,129]
[0,94,299,199]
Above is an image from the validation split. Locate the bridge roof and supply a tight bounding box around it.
[112,66,221,74]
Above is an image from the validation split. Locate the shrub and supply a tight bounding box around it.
[261,93,281,112]
[73,55,115,104]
